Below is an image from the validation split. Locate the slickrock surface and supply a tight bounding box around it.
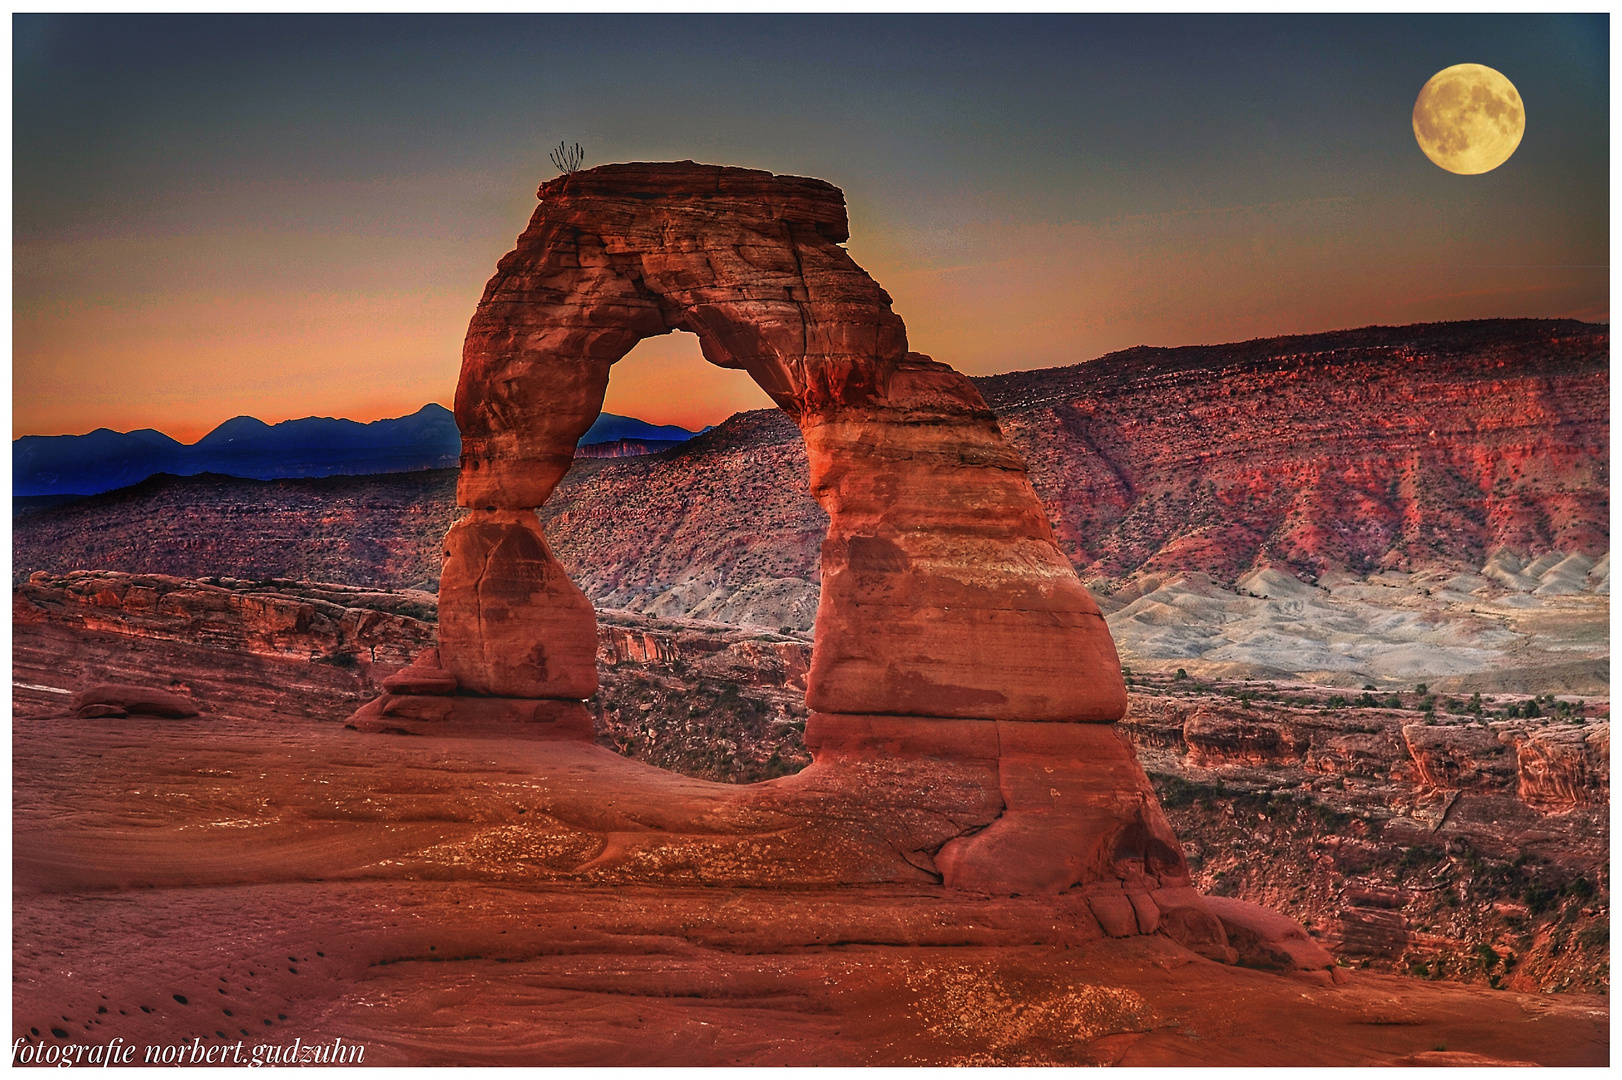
[15,573,1608,998]
[12,685,1607,1065]
[12,578,1608,1061]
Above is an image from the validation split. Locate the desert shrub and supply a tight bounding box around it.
[1523,881,1559,915]
[1399,844,1445,869]
[1151,773,1199,808]
[550,140,585,173]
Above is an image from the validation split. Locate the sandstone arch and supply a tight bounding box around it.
[387,161,1210,899]
[440,161,1127,724]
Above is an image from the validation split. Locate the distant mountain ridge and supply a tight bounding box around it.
[13,406,700,497]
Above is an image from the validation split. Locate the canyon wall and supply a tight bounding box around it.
[1123,684,1608,995]
[984,320,1607,584]
[15,321,1605,641]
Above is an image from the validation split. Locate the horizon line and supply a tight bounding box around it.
[13,314,1608,442]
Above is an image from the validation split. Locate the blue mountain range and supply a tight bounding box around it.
[13,405,702,497]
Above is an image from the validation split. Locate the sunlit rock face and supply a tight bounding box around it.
[443,161,1125,723]
[437,510,598,700]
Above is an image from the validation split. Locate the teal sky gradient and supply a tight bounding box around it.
[14,14,1609,440]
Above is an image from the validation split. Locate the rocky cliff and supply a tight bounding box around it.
[1121,673,1609,995]
[11,321,1608,697]
[16,320,1605,615]
[990,321,1608,587]
[14,571,814,786]
[14,569,438,665]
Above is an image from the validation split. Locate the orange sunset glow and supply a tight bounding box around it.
[14,15,1608,442]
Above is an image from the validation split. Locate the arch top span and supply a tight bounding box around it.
[456,161,919,511]
[442,161,1127,725]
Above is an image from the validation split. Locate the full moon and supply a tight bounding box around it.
[1412,63,1525,174]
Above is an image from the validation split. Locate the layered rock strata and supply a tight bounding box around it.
[15,569,433,665]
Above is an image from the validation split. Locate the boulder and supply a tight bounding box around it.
[1087,894,1139,938]
[1150,886,1236,964]
[1201,895,1333,972]
[381,648,458,695]
[70,683,199,719]
[346,694,596,739]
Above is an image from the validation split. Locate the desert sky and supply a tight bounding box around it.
[13,14,1609,441]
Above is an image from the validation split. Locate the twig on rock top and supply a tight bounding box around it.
[550,141,585,174]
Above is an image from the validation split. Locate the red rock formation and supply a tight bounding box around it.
[977,320,1609,583]
[1183,710,1310,768]
[1505,725,1609,812]
[380,647,457,695]
[1201,896,1335,972]
[1122,686,1610,993]
[14,569,434,665]
[437,510,597,698]
[444,162,1124,724]
[70,683,199,719]
[423,161,1153,898]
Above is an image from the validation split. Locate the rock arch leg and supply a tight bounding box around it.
[437,510,598,699]
[798,369,1127,722]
